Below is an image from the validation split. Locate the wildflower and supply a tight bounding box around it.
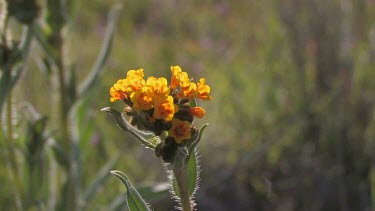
[179,71,191,89]
[110,87,126,102]
[106,65,212,211]
[130,87,153,111]
[153,96,178,121]
[109,65,211,143]
[176,81,197,99]
[189,107,206,118]
[112,79,126,92]
[196,78,212,100]
[124,74,145,93]
[170,66,182,89]
[169,119,192,144]
[127,69,144,78]
[147,77,169,96]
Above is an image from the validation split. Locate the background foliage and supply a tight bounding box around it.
[1,0,375,210]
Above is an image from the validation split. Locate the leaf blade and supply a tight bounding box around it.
[101,107,158,149]
[78,4,122,97]
[110,170,152,211]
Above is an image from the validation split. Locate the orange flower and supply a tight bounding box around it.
[147,76,169,96]
[124,75,145,93]
[153,96,178,121]
[176,82,197,99]
[113,79,128,92]
[169,119,191,144]
[130,87,153,111]
[189,107,206,118]
[196,78,212,100]
[110,87,126,102]
[179,72,191,89]
[127,69,144,78]
[170,66,182,89]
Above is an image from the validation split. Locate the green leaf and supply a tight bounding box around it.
[81,154,119,209]
[78,4,122,97]
[10,25,33,86]
[136,182,169,202]
[0,25,33,112]
[32,23,57,62]
[107,182,168,211]
[189,98,197,108]
[69,95,94,151]
[49,139,69,169]
[110,170,152,211]
[186,149,199,196]
[101,107,159,149]
[187,123,209,157]
[172,149,199,198]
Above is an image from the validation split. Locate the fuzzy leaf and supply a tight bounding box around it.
[186,149,199,196]
[137,182,169,202]
[101,107,159,149]
[78,4,122,97]
[110,170,152,211]
[172,149,199,198]
[107,183,168,211]
[187,123,209,157]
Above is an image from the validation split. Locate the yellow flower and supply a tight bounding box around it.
[113,79,128,92]
[179,72,191,89]
[176,82,197,99]
[196,78,212,100]
[125,75,145,93]
[169,119,191,144]
[110,87,126,102]
[147,76,169,96]
[170,65,182,89]
[127,69,144,78]
[130,87,153,111]
[153,96,178,121]
[189,107,206,118]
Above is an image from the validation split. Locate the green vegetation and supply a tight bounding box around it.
[1,0,375,210]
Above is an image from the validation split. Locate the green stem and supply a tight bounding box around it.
[5,90,23,210]
[6,89,12,143]
[56,30,78,211]
[173,167,193,211]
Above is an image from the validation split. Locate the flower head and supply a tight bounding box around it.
[109,65,211,144]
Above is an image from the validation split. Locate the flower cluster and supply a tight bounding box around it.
[109,66,211,161]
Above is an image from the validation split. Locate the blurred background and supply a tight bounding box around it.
[2,0,375,210]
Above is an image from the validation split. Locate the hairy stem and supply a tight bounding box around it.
[173,166,193,211]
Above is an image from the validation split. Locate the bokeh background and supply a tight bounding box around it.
[2,0,375,210]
